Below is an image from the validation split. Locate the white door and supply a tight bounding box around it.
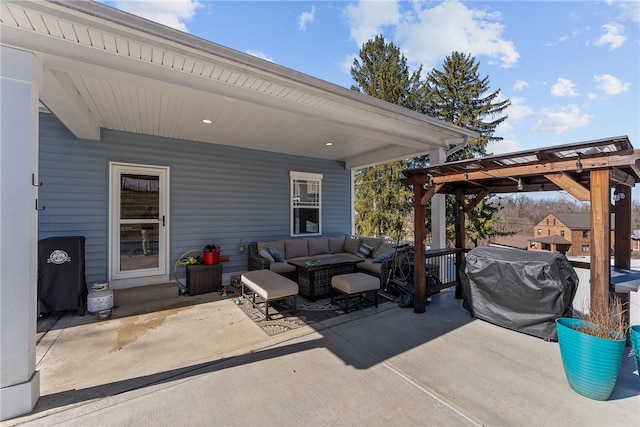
[110,163,169,283]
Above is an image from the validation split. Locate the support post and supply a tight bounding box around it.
[455,189,466,299]
[589,170,611,304]
[0,46,41,421]
[613,184,631,270]
[413,184,426,313]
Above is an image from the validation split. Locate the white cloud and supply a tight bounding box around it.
[298,6,316,32]
[489,138,524,155]
[508,97,534,120]
[532,105,591,133]
[593,74,630,96]
[394,0,519,69]
[594,23,626,49]
[512,80,529,91]
[113,0,200,32]
[246,50,274,63]
[614,0,640,23]
[551,78,578,97]
[545,29,579,46]
[344,0,400,47]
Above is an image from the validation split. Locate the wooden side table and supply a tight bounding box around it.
[186,264,222,295]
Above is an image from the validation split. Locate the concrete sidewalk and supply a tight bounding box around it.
[6,288,640,426]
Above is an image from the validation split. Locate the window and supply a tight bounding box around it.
[560,230,565,237]
[546,218,549,225]
[290,171,322,236]
[583,230,589,238]
[582,245,589,252]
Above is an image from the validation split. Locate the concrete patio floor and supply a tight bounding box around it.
[6,285,640,426]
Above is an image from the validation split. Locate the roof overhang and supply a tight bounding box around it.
[0,0,478,170]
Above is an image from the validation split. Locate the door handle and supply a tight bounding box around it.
[160,215,165,226]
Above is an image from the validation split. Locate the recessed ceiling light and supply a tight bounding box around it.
[202,119,212,124]
[325,142,333,146]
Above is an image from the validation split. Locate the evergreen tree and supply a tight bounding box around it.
[446,198,513,247]
[351,35,423,238]
[425,52,510,246]
[425,52,510,162]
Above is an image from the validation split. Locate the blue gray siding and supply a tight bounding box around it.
[38,113,353,285]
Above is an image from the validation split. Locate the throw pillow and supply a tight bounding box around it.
[372,251,393,263]
[267,246,285,262]
[357,242,374,258]
[259,249,275,263]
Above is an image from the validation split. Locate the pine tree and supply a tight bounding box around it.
[425,52,511,246]
[425,52,510,161]
[351,35,423,238]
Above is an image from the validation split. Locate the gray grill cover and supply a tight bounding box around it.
[460,247,578,341]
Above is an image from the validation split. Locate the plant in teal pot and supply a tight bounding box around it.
[556,296,628,401]
[631,324,640,379]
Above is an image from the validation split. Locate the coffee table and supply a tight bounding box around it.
[288,256,364,301]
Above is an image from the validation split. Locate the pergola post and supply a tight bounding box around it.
[413,184,427,313]
[455,188,466,299]
[589,169,611,304]
[613,184,631,270]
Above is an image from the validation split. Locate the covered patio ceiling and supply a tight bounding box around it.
[400,136,640,313]
[0,0,477,170]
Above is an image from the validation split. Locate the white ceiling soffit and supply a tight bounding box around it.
[0,0,478,169]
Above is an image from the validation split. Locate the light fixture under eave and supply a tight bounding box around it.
[202,119,212,124]
[325,142,333,146]
[576,157,583,173]
[517,178,524,191]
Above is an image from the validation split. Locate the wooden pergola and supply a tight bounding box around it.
[401,136,640,313]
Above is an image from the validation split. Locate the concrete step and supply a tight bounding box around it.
[113,282,179,307]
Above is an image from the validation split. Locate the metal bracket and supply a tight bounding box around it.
[32,174,42,187]
[35,199,45,211]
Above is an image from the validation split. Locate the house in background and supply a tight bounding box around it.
[488,234,532,250]
[529,212,615,257]
[0,1,478,419]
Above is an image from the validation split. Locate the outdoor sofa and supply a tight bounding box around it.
[248,236,395,299]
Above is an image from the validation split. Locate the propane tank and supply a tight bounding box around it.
[87,282,114,318]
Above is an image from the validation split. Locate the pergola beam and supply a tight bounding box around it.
[544,173,590,201]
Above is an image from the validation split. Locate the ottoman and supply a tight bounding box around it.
[241,270,298,320]
[331,272,379,313]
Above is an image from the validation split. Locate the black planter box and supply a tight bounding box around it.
[186,264,222,295]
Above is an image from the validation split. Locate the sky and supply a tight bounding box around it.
[99,0,640,201]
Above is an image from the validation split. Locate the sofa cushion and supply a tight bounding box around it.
[357,258,382,276]
[269,262,296,275]
[372,242,394,258]
[258,240,285,260]
[259,249,275,263]
[361,237,383,253]
[285,238,308,259]
[328,236,346,253]
[372,251,393,263]
[357,242,375,258]
[344,236,363,255]
[308,237,330,256]
[268,247,285,262]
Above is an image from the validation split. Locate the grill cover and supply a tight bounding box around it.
[460,247,578,341]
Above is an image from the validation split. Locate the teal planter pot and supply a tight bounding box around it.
[555,318,626,401]
[631,325,640,376]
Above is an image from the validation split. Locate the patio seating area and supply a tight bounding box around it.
[11,284,639,426]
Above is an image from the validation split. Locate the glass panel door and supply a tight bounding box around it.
[110,163,169,280]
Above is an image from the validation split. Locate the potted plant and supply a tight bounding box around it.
[555,295,628,400]
[203,244,220,265]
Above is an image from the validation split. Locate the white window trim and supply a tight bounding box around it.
[290,171,323,237]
